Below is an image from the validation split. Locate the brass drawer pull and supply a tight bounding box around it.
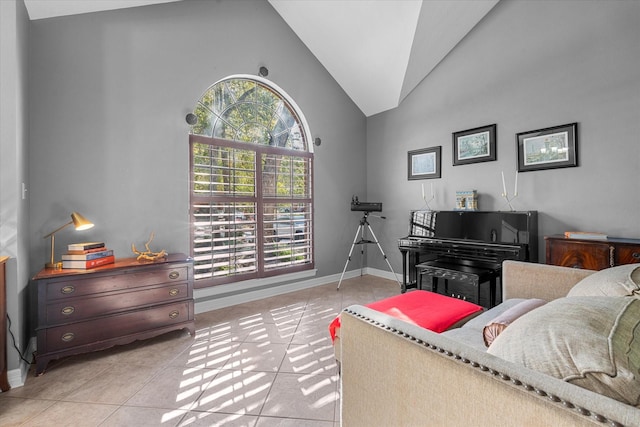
[609,246,615,267]
[61,306,75,316]
[633,252,640,259]
[169,271,180,280]
[169,288,179,297]
[61,332,75,342]
[169,310,179,319]
[61,285,75,294]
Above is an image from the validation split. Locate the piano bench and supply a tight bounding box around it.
[416,261,500,308]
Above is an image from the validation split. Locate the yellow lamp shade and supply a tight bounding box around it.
[71,212,94,231]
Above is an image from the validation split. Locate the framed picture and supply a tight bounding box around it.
[516,123,578,172]
[452,124,496,165]
[408,146,441,180]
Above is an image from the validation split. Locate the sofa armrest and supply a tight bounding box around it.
[340,305,640,427]
[502,260,596,301]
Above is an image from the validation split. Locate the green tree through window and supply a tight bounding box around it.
[189,76,314,287]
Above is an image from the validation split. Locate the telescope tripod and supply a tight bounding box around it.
[337,212,401,290]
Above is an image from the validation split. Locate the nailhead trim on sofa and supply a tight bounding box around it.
[343,308,624,427]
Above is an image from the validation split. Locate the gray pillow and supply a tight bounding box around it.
[567,264,640,297]
[488,296,640,406]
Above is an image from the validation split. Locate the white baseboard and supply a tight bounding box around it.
[365,266,402,284]
[194,268,398,313]
[5,336,35,389]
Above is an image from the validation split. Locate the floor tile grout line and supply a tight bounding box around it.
[244,299,308,419]
[116,344,216,411]
[1,276,397,425]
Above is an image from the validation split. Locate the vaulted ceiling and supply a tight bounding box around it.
[23,0,498,117]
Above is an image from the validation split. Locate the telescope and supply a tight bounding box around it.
[350,196,382,212]
[338,196,399,290]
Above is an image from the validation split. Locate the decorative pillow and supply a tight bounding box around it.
[567,264,640,297]
[482,299,546,347]
[488,296,640,406]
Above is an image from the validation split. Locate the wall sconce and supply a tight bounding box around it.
[185,113,198,125]
[43,212,94,268]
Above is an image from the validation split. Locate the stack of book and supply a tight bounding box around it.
[62,242,115,269]
[563,231,608,240]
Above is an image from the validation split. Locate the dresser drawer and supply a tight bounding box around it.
[41,300,192,353]
[45,265,189,300]
[545,239,612,270]
[615,244,640,265]
[45,282,189,325]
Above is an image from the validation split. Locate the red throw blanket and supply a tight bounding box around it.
[329,290,483,343]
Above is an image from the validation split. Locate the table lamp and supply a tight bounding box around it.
[44,212,94,268]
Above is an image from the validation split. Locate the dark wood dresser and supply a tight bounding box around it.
[1,256,9,391]
[545,235,640,270]
[32,253,195,375]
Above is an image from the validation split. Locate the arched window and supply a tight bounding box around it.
[189,76,314,287]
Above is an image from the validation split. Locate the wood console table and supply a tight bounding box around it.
[1,256,9,391]
[32,253,195,375]
[545,235,640,270]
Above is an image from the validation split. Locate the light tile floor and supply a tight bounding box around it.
[0,275,399,426]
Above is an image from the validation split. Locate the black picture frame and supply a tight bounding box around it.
[516,123,578,172]
[452,124,497,166]
[408,146,441,180]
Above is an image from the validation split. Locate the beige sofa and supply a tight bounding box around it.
[339,261,640,427]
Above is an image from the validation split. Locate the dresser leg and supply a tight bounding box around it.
[35,357,49,376]
[0,373,9,391]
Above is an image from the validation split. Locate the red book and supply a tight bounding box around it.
[62,255,115,269]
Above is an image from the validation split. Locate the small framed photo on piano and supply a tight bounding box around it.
[452,124,497,166]
[408,146,441,180]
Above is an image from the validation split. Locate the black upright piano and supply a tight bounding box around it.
[398,210,538,306]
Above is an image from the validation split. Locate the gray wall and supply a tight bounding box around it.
[0,0,31,374]
[28,0,366,283]
[366,0,640,272]
[10,0,640,372]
